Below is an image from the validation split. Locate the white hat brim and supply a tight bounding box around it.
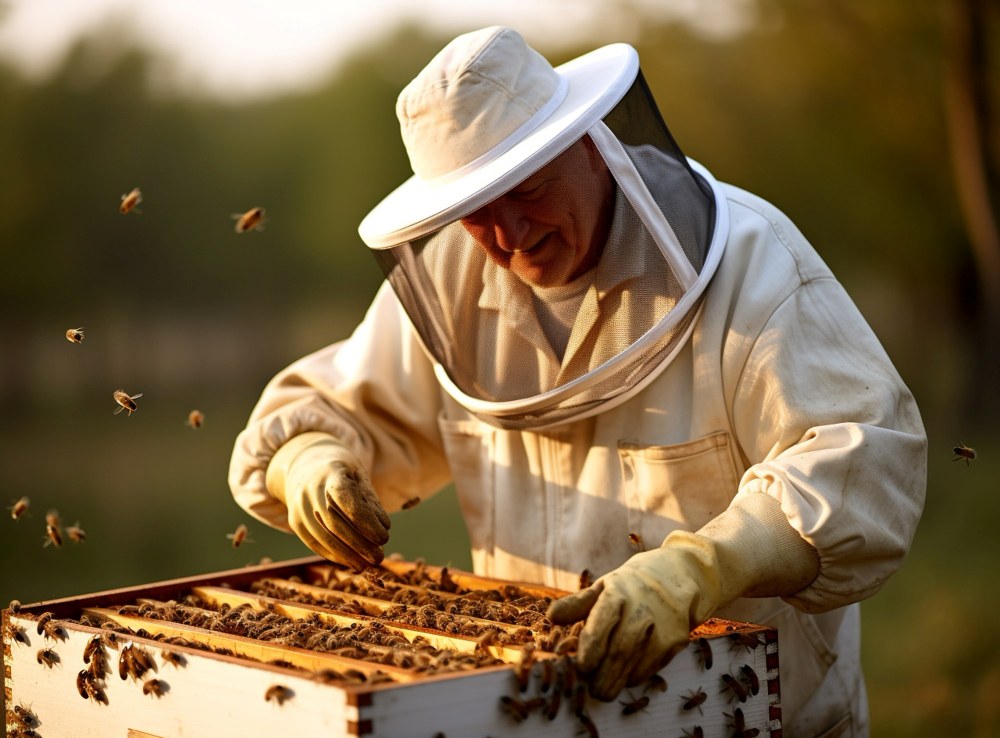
[358,42,640,249]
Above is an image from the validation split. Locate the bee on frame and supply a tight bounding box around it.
[233,207,266,234]
[66,327,85,343]
[952,444,976,466]
[113,390,143,416]
[120,187,142,214]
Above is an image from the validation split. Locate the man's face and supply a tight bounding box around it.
[460,136,614,288]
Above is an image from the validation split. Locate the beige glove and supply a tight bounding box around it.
[265,432,391,569]
[547,492,820,700]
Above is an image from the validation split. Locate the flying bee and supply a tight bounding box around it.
[44,523,63,548]
[186,409,204,429]
[681,687,707,715]
[120,187,142,214]
[401,496,421,510]
[740,664,760,696]
[66,523,86,544]
[645,673,667,693]
[113,389,143,416]
[36,648,59,668]
[620,693,649,716]
[233,207,266,234]
[9,496,29,520]
[499,696,529,723]
[46,509,61,527]
[695,636,713,670]
[721,672,749,703]
[143,678,167,698]
[9,598,22,612]
[265,684,293,705]
[628,532,643,548]
[227,523,250,548]
[66,327,85,343]
[953,444,976,466]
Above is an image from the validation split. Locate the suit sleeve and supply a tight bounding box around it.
[729,276,926,613]
[228,282,452,531]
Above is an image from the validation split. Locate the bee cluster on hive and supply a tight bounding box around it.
[3,556,781,737]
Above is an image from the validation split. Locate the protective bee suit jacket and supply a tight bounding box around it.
[230,184,927,738]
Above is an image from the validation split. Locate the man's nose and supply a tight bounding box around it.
[488,203,530,253]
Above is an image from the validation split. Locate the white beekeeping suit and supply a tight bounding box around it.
[229,27,926,737]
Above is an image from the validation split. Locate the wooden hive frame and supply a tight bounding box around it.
[3,556,781,737]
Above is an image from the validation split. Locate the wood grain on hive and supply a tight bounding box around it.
[3,556,781,737]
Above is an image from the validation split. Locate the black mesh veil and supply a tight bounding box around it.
[373,71,722,430]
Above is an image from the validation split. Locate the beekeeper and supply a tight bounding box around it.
[230,27,925,737]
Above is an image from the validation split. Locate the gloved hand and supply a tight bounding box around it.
[265,431,391,569]
[547,492,820,700]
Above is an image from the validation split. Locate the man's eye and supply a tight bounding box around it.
[514,182,548,200]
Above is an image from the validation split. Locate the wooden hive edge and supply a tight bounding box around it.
[7,555,327,618]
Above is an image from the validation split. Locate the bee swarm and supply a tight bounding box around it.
[2,556,781,737]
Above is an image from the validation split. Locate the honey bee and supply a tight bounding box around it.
[227,523,250,548]
[46,509,61,527]
[76,670,91,699]
[619,693,649,716]
[6,621,28,645]
[161,650,185,668]
[35,612,53,635]
[681,687,707,715]
[66,327,85,343]
[544,688,562,720]
[514,647,535,692]
[721,672,749,703]
[186,409,204,429]
[86,679,109,705]
[695,636,713,670]
[729,631,761,654]
[143,678,167,698]
[9,496,29,520]
[682,728,704,738]
[628,532,643,548]
[43,523,63,548]
[41,618,65,641]
[233,207,266,234]
[83,635,103,663]
[645,673,667,693]
[66,523,86,544]
[120,187,142,214]
[953,444,976,466]
[12,703,37,728]
[9,598,21,612]
[554,634,578,655]
[570,683,587,716]
[113,389,143,416]
[265,684,293,705]
[401,496,421,510]
[579,569,593,590]
[539,658,555,692]
[740,664,760,696]
[499,695,529,722]
[36,647,59,668]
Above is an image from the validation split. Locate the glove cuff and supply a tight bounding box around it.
[693,491,820,607]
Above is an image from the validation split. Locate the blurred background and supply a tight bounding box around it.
[1,0,998,734]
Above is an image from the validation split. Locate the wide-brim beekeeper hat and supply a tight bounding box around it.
[359,27,730,430]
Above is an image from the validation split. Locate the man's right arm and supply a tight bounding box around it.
[227,282,452,535]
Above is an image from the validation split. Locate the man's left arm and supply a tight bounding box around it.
[550,276,927,698]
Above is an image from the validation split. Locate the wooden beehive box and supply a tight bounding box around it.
[3,556,781,737]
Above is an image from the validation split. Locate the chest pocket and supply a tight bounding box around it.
[618,431,740,549]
